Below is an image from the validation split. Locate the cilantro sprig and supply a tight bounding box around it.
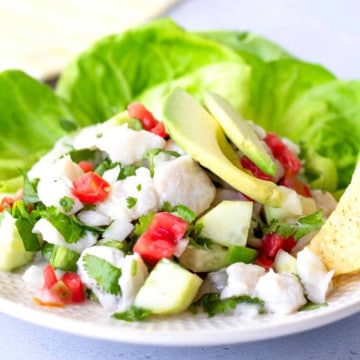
[264,210,324,241]
[83,254,122,295]
[191,293,264,317]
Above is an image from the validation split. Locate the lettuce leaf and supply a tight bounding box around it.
[0,70,81,191]
[281,80,360,191]
[55,19,245,124]
[197,30,295,62]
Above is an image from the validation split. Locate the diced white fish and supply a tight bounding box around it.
[32,218,97,253]
[103,218,134,242]
[116,254,149,312]
[296,247,334,304]
[102,165,121,185]
[95,124,166,165]
[234,303,262,318]
[164,139,186,155]
[153,155,216,216]
[35,155,84,214]
[96,167,159,222]
[72,123,104,150]
[311,189,338,219]
[22,264,45,289]
[254,269,307,315]
[77,246,125,310]
[220,263,265,299]
[77,210,111,227]
[27,137,73,180]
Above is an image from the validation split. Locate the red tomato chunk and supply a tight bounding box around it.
[133,212,188,266]
[240,155,273,181]
[72,172,110,204]
[264,132,302,174]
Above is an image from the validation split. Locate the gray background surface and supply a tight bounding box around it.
[1,1,360,359]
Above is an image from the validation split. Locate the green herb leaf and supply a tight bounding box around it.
[172,204,196,223]
[191,292,264,317]
[15,216,41,251]
[69,148,105,166]
[300,302,328,311]
[59,196,75,212]
[112,305,151,322]
[133,212,155,238]
[83,254,122,295]
[265,210,324,241]
[142,148,162,177]
[21,170,39,204]
[118,164,137,180]
[126,196,137,209]
[59,118,78,132]
[39,206,85,243]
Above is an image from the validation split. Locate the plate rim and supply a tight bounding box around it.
[1,271,360,346]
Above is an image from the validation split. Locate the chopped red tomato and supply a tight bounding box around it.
[133,212,188,266]
[127,102,158,130]
[260,233,297,260]
[43,263,58,289]
[78,160,94,173]
[61,272,85,303]
[72,172,110,204]
[264,133,302,174]
[0,188,23,212]
[280,170,312,197]
[240,156,273,181]
[34,265,85,307]
[150,121,167,138]
[254,253,274,270]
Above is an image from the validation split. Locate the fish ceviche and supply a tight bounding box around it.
[0,87,337,321]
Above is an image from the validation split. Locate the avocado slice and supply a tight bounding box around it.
[162,88,284,207]
[204,91,276,175]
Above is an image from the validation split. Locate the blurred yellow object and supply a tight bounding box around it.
[309,162,360,276]
[0,0,180,79]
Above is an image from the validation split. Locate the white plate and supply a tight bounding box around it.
[1,270,360,346]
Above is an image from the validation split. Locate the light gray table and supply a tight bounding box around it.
[1,1,360,359]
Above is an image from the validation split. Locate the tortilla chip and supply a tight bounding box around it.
[309,161,360,276]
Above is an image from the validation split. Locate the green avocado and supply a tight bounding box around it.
[203,91,276,175]
[162,88,284,207]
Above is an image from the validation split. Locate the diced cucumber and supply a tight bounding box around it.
[226,245,258,264]
[197,200,253,247]
[134,259,202,315]
[274,249,298,274]
[50,245,80,272]
[179,244,229,272]
[0,212,35,271]
[264,187,316,223]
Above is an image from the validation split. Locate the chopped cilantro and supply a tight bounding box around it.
[133,212,155,238]
[112,306,151,322]
[39,206,85,243]
[142,148,162,176]
[191,293,264,317]
[300,302,328,311]
[126,196,138,209]
[136,184,142,191]
[15,216,41,251]
[265,210,324,241]
[59,196,75,212]
[118,165,137,180]
[83,254,122,295]
[59,118,78,132]
[20,170,39,204]
[171,204,196,223]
